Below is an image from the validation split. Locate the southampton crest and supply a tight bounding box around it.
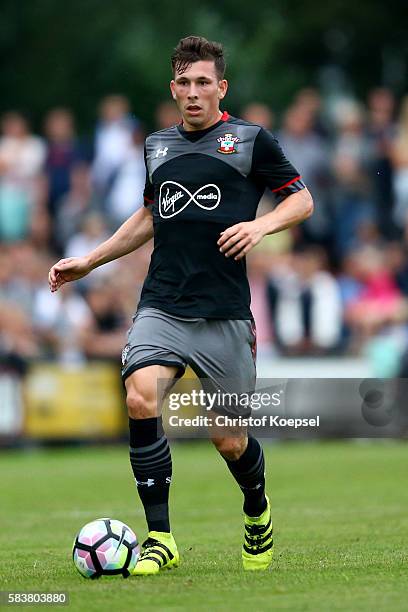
[217,133,239,154]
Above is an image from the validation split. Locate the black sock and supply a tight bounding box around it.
[223,436,267,517]
[129,416,172,533]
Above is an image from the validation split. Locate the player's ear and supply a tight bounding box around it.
[170,80,177,100]
[218,79,228,100]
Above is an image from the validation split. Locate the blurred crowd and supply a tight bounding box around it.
[2,89,408,375]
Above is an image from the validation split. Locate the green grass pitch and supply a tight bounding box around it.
[0,441,407,611]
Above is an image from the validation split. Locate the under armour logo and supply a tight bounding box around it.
[135,478,155,487]
[239,483,262,491]
[155,147,168,158]
[159,181,221,219]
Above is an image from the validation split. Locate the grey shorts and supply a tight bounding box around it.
[121,307,257,406]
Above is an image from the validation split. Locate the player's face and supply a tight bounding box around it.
[170,60,228,131]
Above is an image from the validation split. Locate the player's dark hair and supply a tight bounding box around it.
[171,36,226,80]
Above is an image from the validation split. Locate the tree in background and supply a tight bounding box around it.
[0,0,407,131]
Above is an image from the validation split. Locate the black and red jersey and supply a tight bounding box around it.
[139,112,305,319]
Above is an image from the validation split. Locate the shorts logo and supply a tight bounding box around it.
[122,344,130,366]
[159,181,221,218]
[217,133,239,154]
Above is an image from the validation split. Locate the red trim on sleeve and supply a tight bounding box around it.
[271,175,302,193]
[144,196,154,204]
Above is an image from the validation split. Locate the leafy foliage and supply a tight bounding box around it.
[0,0,407,131]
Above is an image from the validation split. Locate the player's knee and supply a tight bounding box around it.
[212,436,247,460]
[126,388,156,419]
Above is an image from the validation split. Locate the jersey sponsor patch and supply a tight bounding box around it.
[217,133,239,154]
[159,181,221,218]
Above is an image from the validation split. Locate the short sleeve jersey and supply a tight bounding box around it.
[139,112,305,319]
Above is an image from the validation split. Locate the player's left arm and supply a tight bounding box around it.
[218,128,313,261]
[218,188,313,260]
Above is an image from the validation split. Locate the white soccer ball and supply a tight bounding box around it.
[73,518,140,579]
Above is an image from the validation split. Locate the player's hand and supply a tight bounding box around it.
[217,220,265,261]
[48,256,92,292]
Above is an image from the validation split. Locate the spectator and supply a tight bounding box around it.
[80,281,128,361]
[247,249,276,349]
[366,88,396,238]
[344,246,404,344]
[332,100,374,258]
[107,245,153,319]
[54,163,94,253]
[9,242,51,314]
[32,282,91,363]
[266,246,343,354]
[65,211,109,258]
[0,247,38,362]
[0,112,46,241]
[91,95,137,200]
[391,95,408,230]
[278,105,332,249]
[155,101,181,129]
[294,88,328,137]
[64,212,117,283]
[106,125,145,228]
[43,108,86,221]
[0,247,33,313]
[0,301,39,359]
[384,241,408,297]
[241,103,274,130]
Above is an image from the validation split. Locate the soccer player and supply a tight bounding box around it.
[49,36,313,573]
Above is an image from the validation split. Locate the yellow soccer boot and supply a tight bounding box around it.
[242,496,273,571]
[132,531,179,576]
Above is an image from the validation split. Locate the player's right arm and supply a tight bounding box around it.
[48,206,153,292]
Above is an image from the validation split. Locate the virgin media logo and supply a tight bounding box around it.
[159,181,221,218]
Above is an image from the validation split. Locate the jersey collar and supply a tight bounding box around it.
[177,111,230,141]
